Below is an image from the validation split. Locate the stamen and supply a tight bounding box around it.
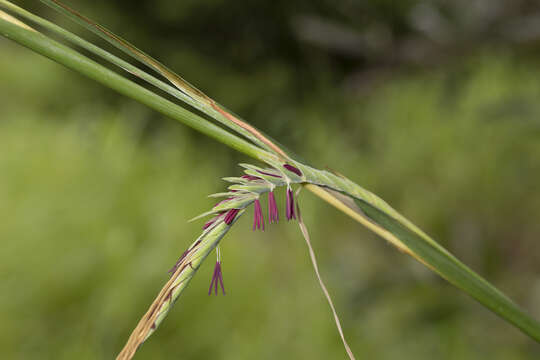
[253,199,265,231]
[256,170,282,178]
[208,256,226,295]
[268,191,279,223]
[224,208,240,225]
[241,175,261,181]
[283,164,302,177]
[286,186,296,221]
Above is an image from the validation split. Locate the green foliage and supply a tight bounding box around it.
[1,31,539,357]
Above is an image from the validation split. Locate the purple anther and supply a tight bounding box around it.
[286,187,296,221]
[208,261,226,295]
[241,175,262,181]
[224,208,240,225]
[283,164,302,177]
[256,170,282,178]
[268,191,279,223]
[252,199,265,231]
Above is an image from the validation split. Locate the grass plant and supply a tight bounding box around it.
[1,1,539,358]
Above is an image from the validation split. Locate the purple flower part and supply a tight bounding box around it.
[203,214,221,230]
[168,249,189,274]
[256,170,282,178]
[217,265,226,294]
[213,198,232,209]
[168,240,201,274]
[283,164,302,177]
[208,261,226,295]
[286,187,296,221]
[224,208,240,225]
[208,262,218,295]
[241,175,261,181]
[268,191,279,223]
[252,199,265,231]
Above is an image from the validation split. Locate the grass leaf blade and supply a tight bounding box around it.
[0,14,275,164]
[3,2,539,348]
[39,0,285,155]
[304,184,540,342]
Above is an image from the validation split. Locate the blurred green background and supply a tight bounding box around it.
[2,0,540,359]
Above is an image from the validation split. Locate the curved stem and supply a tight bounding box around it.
[0,14,276,164]
[2,5,539,346]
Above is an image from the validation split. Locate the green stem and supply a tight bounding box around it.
[2,7,539,345]
[0,0,188,110]
[38,0,276,154]
[300,166,540,342]
[0,15,276,164]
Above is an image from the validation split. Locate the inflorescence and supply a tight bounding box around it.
[170,162,304,295]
